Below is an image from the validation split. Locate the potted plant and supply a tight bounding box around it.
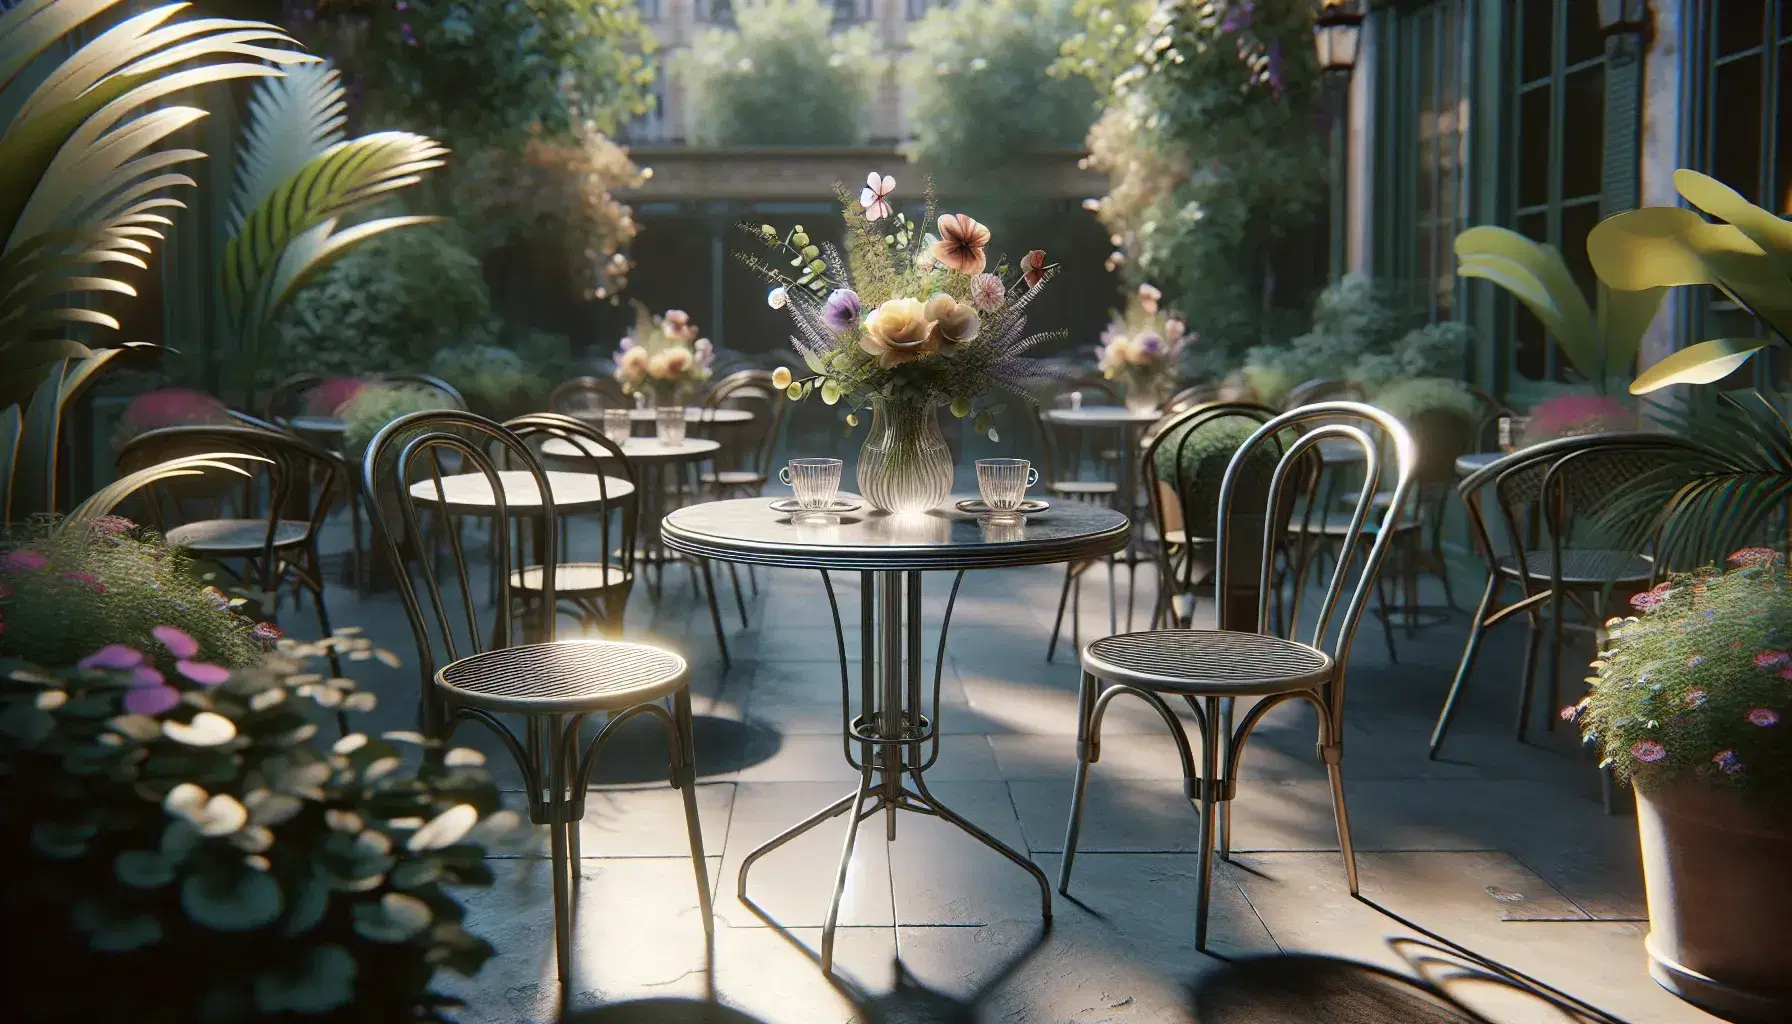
[1097,283,1190,413]
[1570,553,1792,1021]
[741,172,1064,513]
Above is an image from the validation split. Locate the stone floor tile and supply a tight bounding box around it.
[886,782,1049,927]
[714,783,896,930]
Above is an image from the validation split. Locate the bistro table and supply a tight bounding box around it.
[406,469,635,515]
[1454,450,1503,478]
[286,414,349,446]
[662,497,1130,974]
[1042,405,1159,632]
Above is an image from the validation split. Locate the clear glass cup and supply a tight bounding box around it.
[602,408,631,444]
[655,405,687,446]
[778,458,843,516]
[1498,415,1530,453]
[975,458,1038,523]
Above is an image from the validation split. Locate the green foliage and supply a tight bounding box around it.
[1,521,264,671]
[1369,377,1480,426]
[428,346,552,421]
[341,386,457,458]
[1238,275,1472,404]
[902,0,1096,181]
[266,226,497,386]
[309,0,657,150]
[1575,554,1792,802]
[680,0,882,146]
[1062,0,1327,359]
[0,633,511,1020]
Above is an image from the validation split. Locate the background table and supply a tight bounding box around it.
[662,497,1129,973]
[1454,450,1503,478]
[1043,405,1161,630]
[406,469,634,515]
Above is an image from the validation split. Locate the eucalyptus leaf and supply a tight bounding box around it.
[252,944,357,1015]
[115,849,175,889]
[181,865,284,932]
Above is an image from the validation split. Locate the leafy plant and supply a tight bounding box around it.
[427,345,550,420]
[1369,377,1480,426]
[1570,550,1792,802]
[1453,225,1663,392]
[0,0,311,522]
[680,0,882,147]
[0,632,511,1021]
[902,0,1096,181]
[220,61,446,392]
[1151,412,1280,536]
[340,385,456,457]
[1587,170,1792,393]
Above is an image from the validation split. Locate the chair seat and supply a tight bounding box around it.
[701,470,767,487]
[1082,629,1334,695]
[1498,549,1653,586]
[1049,480,1120,497]
[436,639,687,713]
[510,562,633,594]
[167,518,309,553]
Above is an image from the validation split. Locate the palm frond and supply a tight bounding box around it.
[66,452,269,524]
[230,60,346,231]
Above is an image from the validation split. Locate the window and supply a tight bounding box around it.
[1687,1,1792,385]
[625,70,669,144]
[832,0,870,26]
[699,0,735,26]
[1505,0,1605,383]
[1373,1,1473,323]
[637,0,662,21]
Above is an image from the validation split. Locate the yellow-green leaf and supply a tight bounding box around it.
[1630,338,1776,394]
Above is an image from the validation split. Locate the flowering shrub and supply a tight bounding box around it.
[307,377,370,417]
[1096,282,1189,402]
[612,305,716,404]
[112,389,233,450]
[1521,393,1636,445]
[0,633,511,1021]
[340,384,457,458]
[428,345,551,421]
[1574,551,1792,799]
[1,522,265,672]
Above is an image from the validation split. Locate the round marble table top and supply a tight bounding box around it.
[1043,405,1161,427]
[566,407,754,425]
[540,435,721,463]
[661,495,1130,571]
[407,469,634,515]
[1454,450,1504,477]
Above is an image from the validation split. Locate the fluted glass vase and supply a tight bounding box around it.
[1124,376,1168,415]
[856,397,955,514]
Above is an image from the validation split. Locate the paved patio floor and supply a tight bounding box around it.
[318,524,1719,1024]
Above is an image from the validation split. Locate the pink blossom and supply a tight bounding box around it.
[1727,547,1776,567]
[79,645,146,670]
[1712,749,1743,775]
[1629,583,1670,612]
[124,686,181,716]
[1746,707,1781,727]
[152,625,199,659]
[90,515,135,537]
[58,571,103,594]
[1,549,49,572]
[176,661,230,686]
[1630,739,1667,763]
[115,389,229,442]
[251,622,283,646]
[1754,651,1790,669]
[1524,394,1635,443]
[1683,689,1707,707]
[306,377,367,417]
[969,274,1005,312]
[131,665,165,687]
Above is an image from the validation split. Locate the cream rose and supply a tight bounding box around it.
[923,293,980,346]
[859,297,939,367]
[618,346,649,381]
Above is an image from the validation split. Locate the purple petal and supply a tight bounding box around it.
[79,644,146,670]
[130,665,165,688]
[124,685,181,716]
[152,625,199,659]
[176,661,230,686]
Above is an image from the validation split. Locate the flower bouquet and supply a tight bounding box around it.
[738,172,1063,512]
[612,304,716,407]
[1096,283,1189,413]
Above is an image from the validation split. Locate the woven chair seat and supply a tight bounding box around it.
[166,518,308,553]
[700,470,767,487]
[1049,480,1120,497]
[1497,549,1653,586]
[509,562,633,594]
[1082,629,1334,696]
[436,639,687,713]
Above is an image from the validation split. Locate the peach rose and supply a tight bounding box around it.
[859,297,939,367]
[649,347,694,380]
[923,292,980,346]
[618,346,649,381]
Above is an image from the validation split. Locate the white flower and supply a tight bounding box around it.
[767,287,788,309]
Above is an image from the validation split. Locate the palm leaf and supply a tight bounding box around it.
[65,453,269,524]
[230,60,346,230]
[1454,227,1601,379]
[1628,338,1775,393]
[1595,283,1665,379]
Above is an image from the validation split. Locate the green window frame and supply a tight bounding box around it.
[1504,0,1606,385]
[1684,0,1792,387]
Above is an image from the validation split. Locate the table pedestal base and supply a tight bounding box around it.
[734,569,1051,974]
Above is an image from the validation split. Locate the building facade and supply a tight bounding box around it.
[1349,0,1792,398]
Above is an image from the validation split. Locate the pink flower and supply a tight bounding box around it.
[1630,739,1667,763]
[124,685,181,716]
[1630,583,1671,612]
[176,661,230,686]
[307,377,367,417]
[58,571,103,594]
[1137,283,1162,315]
[152,625,199,659]
[115,389,230,444]
[251,622,283,646]
[89,515,135,537]
[79,645,145,671]
[1712,749,1743,775]
[969,273,1005,312]
[131,665,164,687]
[1524,394,1634,444]
[931,214,990,276]
[1727,547,1776,567]
[1683,689,1707,707]
[1746,707,1781,727]
[1019,250,1047,289]
[1755,651,1790,669]
[1,549,49,572]
[1559,698,1589,722]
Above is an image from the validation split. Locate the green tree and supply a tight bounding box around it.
[681,0,882,146]
[903,0,1096,180]
[1057,0,1327,362]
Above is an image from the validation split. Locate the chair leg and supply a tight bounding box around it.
[748,563,759,596]
[1194,695,1221,952]
[1402,533,1420,635]
[673,691,715,989]
[697,558,731,670]
[1545,586,1566,733]
[1106,552,1118,637]
[727,562,749,629]
[546,717,577,991]
[1429,574,1498,758]
[1047,562,1075,662]
[1071,565,1082,651]
[1218,697,1234,861]
[1326,757,1360,897]
[1373,569,1399,664]
[1057,671,1100,895]
[1515,609,1544,742]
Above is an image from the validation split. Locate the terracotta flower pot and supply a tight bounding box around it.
[1635,781,1792,1022]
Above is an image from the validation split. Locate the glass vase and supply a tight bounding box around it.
[857,397,955,514]
[1124,377,1167,415]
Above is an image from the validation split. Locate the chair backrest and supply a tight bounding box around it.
[702,369,786,474]
[362,410,561,717]
[1283,378,1364,410]
[262,373,326,422]
[1164,383,1221,415]
[505,412,640,582]
[374,372,466,411]
[549,375,630,417]
[1058,372,1122,408]
[1217,402,1416,679]
[114,424,344,587]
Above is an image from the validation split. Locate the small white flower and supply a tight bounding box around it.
[767,287,788,309]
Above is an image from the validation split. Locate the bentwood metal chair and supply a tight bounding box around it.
[550,375,631,418]
[1034,401,1122,661]
[1428,432,1694,760]
[363,410,712,993]
[698,369,786,500]
[1058,402,1417,951]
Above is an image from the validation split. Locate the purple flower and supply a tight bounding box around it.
[1220,0,1253,34]
[124,685,181,716]
[823,289,861,333]
[1754,650,1790,669]
[1630,739,1667,763]
[1686,655,1704,669]
[1,549,48,572]
[90,515,135,537]
[1746,707,1780,727]
[152,625,199,659]
[1683,689,1707,707]
[1137,332,1163,356]
[79,645,145,671]
[131,665,164,687]
[176,661,230,687]
[619,335,636,351]
[1265,41,1283,97]
[1712,749,1743,775]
